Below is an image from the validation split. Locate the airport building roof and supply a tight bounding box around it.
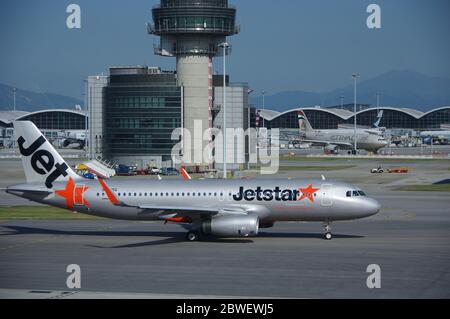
[256,106,450,130]
[0,111,30,125]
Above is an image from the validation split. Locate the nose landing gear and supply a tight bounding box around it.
[323,221,332,240]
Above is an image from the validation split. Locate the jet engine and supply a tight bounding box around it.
[201,215,259,237]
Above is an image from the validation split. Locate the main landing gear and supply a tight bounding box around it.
[323,221,332,240]
[186,231,200,241]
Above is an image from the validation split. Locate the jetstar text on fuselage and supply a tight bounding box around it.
[233,186,319,202]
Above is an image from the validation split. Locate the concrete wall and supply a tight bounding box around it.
[176,55,210,164]
[214,84,249,170]
[87,75,108,160]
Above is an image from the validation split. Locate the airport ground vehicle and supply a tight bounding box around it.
[371,167,384,173]
[148,167,161,175]
[115,164,137,176]
[6,121,381,241]
[387,168,409,173]
[160,167,179,176]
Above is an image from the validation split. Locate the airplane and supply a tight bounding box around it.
[5,121,381,241]
[297,110,388,154]
[420,130,450,144]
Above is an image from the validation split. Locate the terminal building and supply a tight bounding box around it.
[256,106,450,131]
[0,109,86,148]
[87,66,250,169]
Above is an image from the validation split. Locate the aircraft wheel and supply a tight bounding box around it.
[186,231,199,241]
[324,232,332,240]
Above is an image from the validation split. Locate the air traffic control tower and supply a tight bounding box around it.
[148,0,239,164]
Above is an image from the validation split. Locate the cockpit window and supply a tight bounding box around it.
[347,190,366,197]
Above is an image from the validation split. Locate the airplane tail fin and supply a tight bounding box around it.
[297,110,313,132]
[372,110,383,128]
[13,121,81,188]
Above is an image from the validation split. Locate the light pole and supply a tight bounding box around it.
[83,80,88,159]
[218,42,230,179]
[376,92,380,112]
[13,88,17,112]
[352,73,360,154]
[261,90,266,128]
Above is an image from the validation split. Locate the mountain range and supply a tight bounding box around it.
[0,84,83,112]
[1,70,449,113]
[251,70,450,112]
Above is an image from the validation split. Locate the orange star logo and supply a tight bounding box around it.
[298,184,320,203]
[55,177,90,210]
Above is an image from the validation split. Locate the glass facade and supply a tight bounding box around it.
[18,111,86,130]
[418,108,450,129]
[104,82,182,157]
[153,15,235,34]
[151,0,237,37]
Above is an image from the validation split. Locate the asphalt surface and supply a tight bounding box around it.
[0,188,449,298]
[0,151,449,298]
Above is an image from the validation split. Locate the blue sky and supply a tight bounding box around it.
[1,0,449,100]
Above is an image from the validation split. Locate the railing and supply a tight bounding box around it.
[154,44,219,56]
[147,23,238,35]
[153,0,234,9]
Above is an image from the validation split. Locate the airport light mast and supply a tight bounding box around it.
[352,73,360,153]
[148,0,239,167]
[13,87,17,112]
[218,42,230,179]
[261,90,266,128]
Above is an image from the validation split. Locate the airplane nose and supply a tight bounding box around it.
[365,198,381,216]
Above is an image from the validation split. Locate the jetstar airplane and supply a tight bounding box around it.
[6,121,380,241]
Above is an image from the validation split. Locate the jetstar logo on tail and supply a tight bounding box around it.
[233,185,319,202]
[18,135,69,188]
[55,177,90,210]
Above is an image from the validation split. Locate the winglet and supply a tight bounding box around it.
[180,166,192,180]
[98,178,121,205]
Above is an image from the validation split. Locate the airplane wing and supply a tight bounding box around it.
[136,204,248,216]
[300,139,353,149]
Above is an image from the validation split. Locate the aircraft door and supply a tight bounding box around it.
[320,183,333,207]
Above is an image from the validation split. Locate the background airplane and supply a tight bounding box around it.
[297,110,388,153]
[6,121,380,241]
